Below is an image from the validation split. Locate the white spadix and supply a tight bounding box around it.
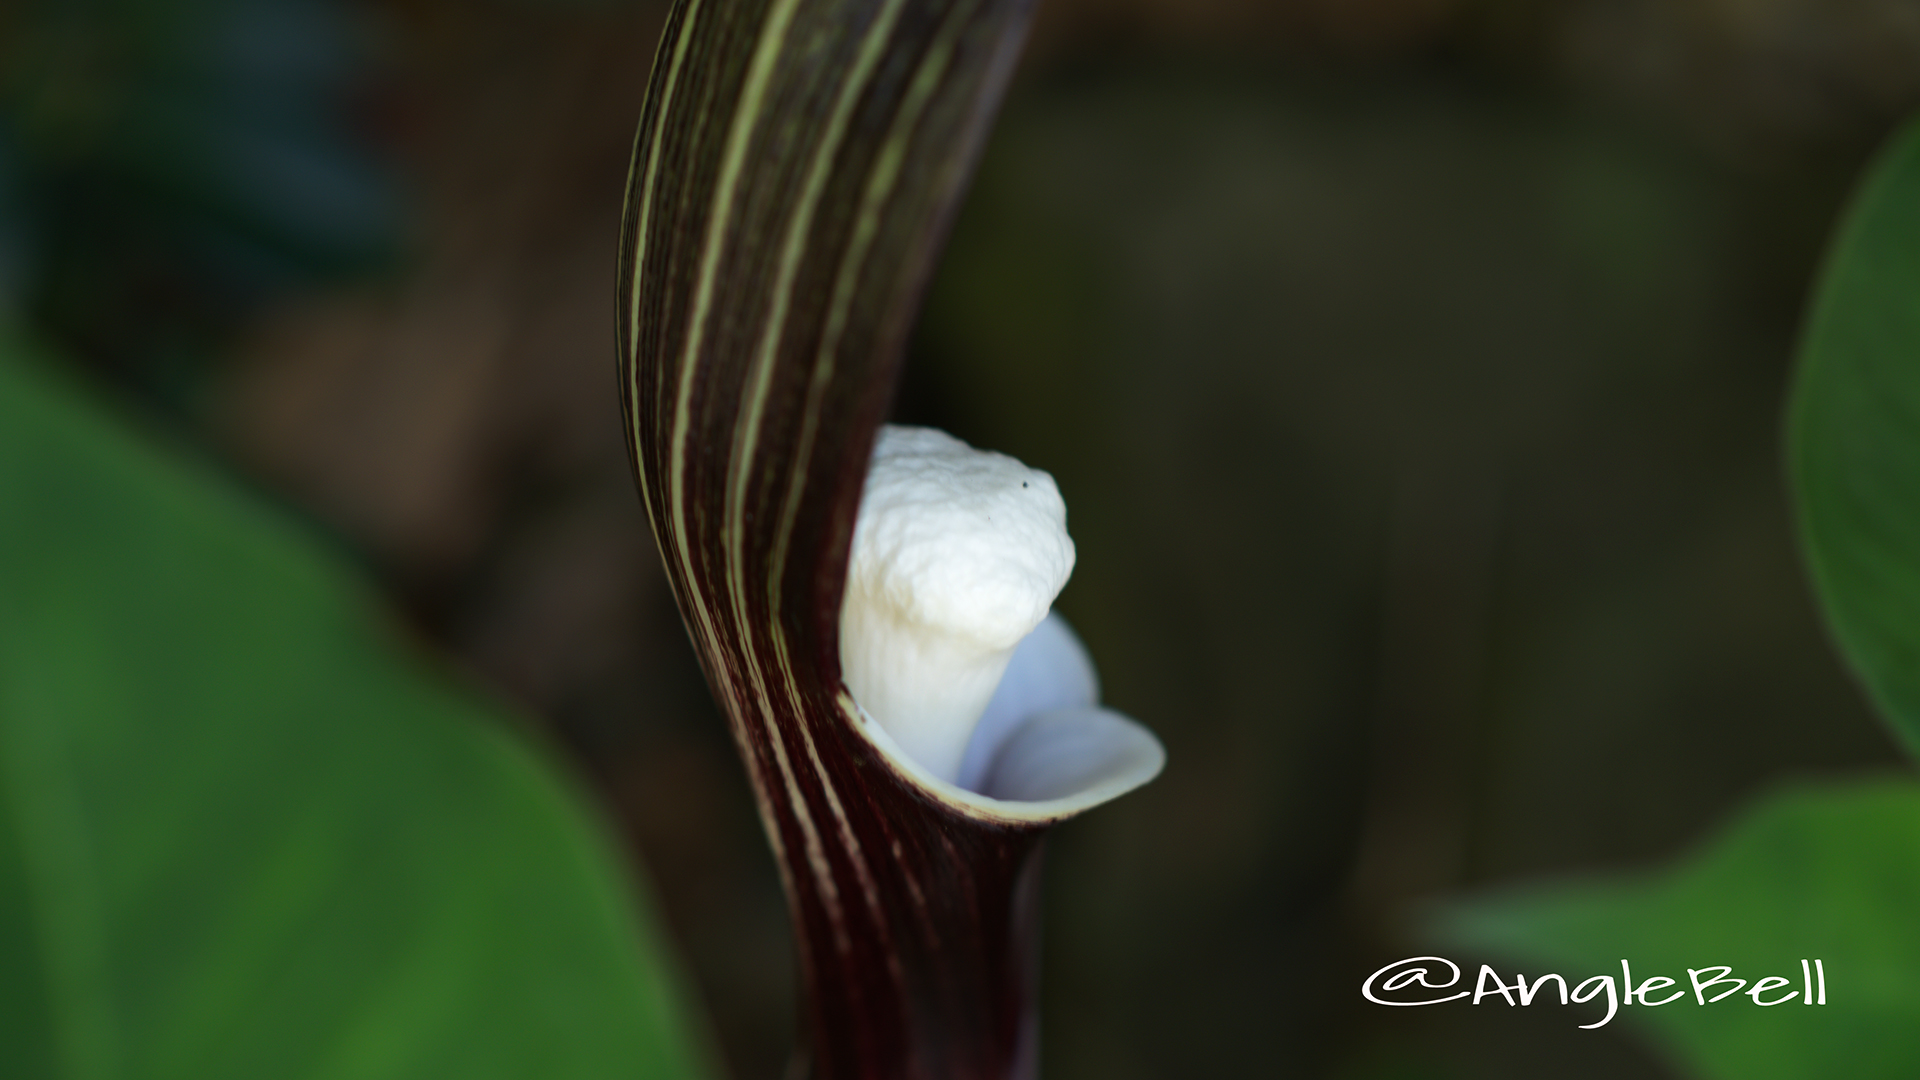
[840,425,1075,784]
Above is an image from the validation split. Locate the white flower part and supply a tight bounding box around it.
[855,608,1165,815]
[956,611,1098,791]
[840,425,1075,784]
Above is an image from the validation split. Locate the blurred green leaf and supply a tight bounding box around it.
[0,333,712,1080]
[1790,113,1920,758]
[1434,779,1920,1080]
[1432,113,1920,1080]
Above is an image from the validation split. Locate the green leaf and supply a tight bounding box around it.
[0,333,712,1080]
[1430,117,1920,1080]
[1790,113,1920,758]
[1433,779,1920,1080]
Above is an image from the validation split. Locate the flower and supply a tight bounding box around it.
[615,0,1162,1073]
[841,424,1163,814]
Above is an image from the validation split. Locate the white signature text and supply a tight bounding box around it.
[1362,956,1829,1029]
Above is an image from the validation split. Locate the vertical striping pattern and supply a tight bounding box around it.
[615,1,1047,1078]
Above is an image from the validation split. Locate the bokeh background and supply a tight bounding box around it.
[5,0,1919,1076]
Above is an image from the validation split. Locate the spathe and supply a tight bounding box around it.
[615,0,1162,1075]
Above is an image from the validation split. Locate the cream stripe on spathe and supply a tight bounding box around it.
[623,0,704,533]
[727,0,917,951]
[624,0,703,381]
[667,0,851,936]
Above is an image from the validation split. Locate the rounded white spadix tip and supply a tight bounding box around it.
[840,425,1075,784]
[851,426,1074,646]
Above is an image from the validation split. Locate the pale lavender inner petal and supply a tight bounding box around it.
[977,706,1165,804]
[956,611,1099,793]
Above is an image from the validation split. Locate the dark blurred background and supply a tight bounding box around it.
[5,0,1918,1077]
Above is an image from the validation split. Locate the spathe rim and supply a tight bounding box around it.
[847,611,1165,823]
